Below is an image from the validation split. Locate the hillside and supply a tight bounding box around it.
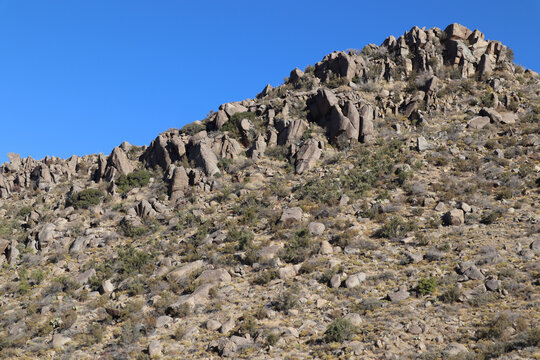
[0,23,539,359]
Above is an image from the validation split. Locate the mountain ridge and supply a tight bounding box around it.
[0,23,538,359]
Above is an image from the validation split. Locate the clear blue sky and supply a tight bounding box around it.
[0,0,538,163]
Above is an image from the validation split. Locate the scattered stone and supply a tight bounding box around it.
[280,207,303,225]
[148,340,162,358]
[388,286,410,302]
[206,319,222,331]
[330,274,342,288]
[345,272,366,289]
[52,334,71,350]
[443,209,465,226]
[308,222,325,236]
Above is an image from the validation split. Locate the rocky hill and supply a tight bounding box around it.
[0,23,539,359]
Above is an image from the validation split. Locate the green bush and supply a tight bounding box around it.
[226,226,254,251]
[481,211,501,225]
[221,111,256,138]
[117,245,154,276]
[16,206,32,218]
[439,286,462,303]
[70,189,104,209]
[280,228,314,264]
[253,270,278,285]
[294,177,341,205]
[274,290,298,312]
[417,277,437,296]
[324,318,357,343]
[376,216,416,239]
[115,169,152,193]
[181,122,206,136]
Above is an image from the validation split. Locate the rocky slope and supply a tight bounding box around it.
[0,23,539,359]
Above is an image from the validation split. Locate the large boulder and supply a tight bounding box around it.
[295,139,323,174]
[467,116,490,129]
[169,166,190,201]
[278,119,308,146]
[211,135,242,159]
[444,23,472,41]
[189,141,220,177]
[105,146,134,179]
[359,104,375,143]
[280,207,303,225]
[443,209,465,226]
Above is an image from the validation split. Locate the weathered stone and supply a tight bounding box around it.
[330,274,342,288]
[289,68,304,83]
[278,119,308,146]
[500,112,517,124]
[102,279,114,293]
[136,199,157,218]
[196,269,231,284]
[167,260,205,284]
[417,136,431,151]
[345,272,366,289]
[278,265,296,279]
[106,146,133,177]
[459,262,485,280]
[467,116,490,129]
[189,142,220,177]
[280,207,302,225]
[485,279,500,292]
[258,244,283,262]
[70,236,90,255]
[319,240,333,255]
[359,104,375,143]
[479,107,502,123]
[52,334,71,350]
[443,209,465,226]
[388,287,410,302]
[169,166,190,201]
[148,340,162,358]
[222,102,248,118]
[220,318,235,334]
[308,222,325,236]
[443,343,468,356]
[295,139,322,174]
[206,319,222,331]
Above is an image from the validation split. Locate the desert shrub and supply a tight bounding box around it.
[352,298,383,314]
[167,303,192,318]
[440,286,462,303]
[481,210,501,225]
[70,189,104,209]
[266,145,290,162]
[16,206,32,218]
[479,313,513,340]
[119,217,160,238]
[236,315,258,338]
[253,270,278,285]
[226,226,254,251]
[181,122,206,136]
[376,216,416,239]
[294,177,341,205]
[274,290,298,312]
[417,277,437,296]
[115,169,151,193]
[265,333,280,347]
[324,318,357,343]
[280,228,314,264]
[117,245,154,276]
[221,111,256,138]
[30,269,45,285]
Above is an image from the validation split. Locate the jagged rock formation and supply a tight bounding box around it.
[0,23,538,359]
